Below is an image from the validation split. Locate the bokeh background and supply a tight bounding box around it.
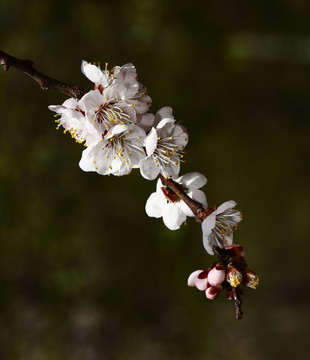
[0,0,309,359]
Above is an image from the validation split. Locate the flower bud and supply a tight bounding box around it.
[207,262,226,286]
[242,269,259,289]
[187,269,209,291]
[226,263,242,287]
[205,285,222,300]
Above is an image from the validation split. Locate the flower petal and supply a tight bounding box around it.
[81,60,109,85]
[201,213,216,237]
[162,203,186,230]
[139,156,159,180]
[175,172,207,189]
[144,127,158,156]
[188,189,208,208]
[145,192,167,218]
[216,200,237,214]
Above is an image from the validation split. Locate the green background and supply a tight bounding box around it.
[0,0,309,359]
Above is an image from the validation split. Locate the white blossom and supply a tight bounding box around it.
[202,201,243,255]
[48,98,101,146]
[80,61,152,130]
[81,61,137,90]
[145,172,207,230]
[79,124,146,176]
[139,107,188,180]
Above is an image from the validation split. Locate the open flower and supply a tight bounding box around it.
[81,61,139,91]
[139,107,188,180]
[145,172,207,230]
[202,201,243,255]
[80,61,152,126]
[79,124,146,176]
[48,98,101,146]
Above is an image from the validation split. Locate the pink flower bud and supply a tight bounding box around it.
[226,264,242,287]
[207,262,226,286]
[187,269,209,291]
[242,269,259,289]
[205,285,222,300]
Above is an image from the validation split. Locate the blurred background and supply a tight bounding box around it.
[0,0,309,359]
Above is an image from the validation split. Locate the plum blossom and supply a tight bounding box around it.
[48,98,101,146]
[79,124,146,176]
[202,201,243,255]
[145,172,207,230]
[81,61,137,90]
[139,107,188,180]
[80,61,152,132]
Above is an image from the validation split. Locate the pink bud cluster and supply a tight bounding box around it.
[188,245,259,301]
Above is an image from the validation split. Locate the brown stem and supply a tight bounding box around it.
[159,174,206,223]
[232,287,243,320]
[0,50,85,99]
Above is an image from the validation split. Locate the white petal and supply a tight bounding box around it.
[177,200,194,217]
[79,146,96,172]
[202,234,215,255]
[156,118,175,133]
[188,189,208,208]
[176,172,207,189]
[144,127,158,156]
[81,60,109,85]
[216,200,237,214]
[201,213,216,237]
[145,192,167,218]
[162,203,186,230]
[156,178,164,192]
[160,161,180,179]
[139,156,159,180]
[136,113,155,132]
[154,106,174,127]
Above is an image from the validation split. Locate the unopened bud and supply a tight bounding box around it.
[187,269,209,291]
[207,262,226,286]
[226,264,242,287]
[205,285,222,300]
[242,269,259,289]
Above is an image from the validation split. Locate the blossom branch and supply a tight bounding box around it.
[1,50,258,320]
[0,49,85,99]
[159,174,206,222]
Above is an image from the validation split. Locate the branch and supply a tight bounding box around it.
[232,287,243,320]
[159,174,206,223]
[0,50,85,99]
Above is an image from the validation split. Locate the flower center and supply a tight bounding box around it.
[95,103,131,130]
[161,182,184,203]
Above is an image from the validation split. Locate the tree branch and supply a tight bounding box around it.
[159,174,207,223]
[0,50,85,99]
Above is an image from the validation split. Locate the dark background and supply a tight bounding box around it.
[0,0,309,359]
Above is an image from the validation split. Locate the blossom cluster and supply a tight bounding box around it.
[188,245,259,300]
[49,61,188,179]
[49,60,244,254]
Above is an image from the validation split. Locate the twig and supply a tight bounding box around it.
[159,174,207,223]
[232,287,243,320]
[0,50,85,99]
